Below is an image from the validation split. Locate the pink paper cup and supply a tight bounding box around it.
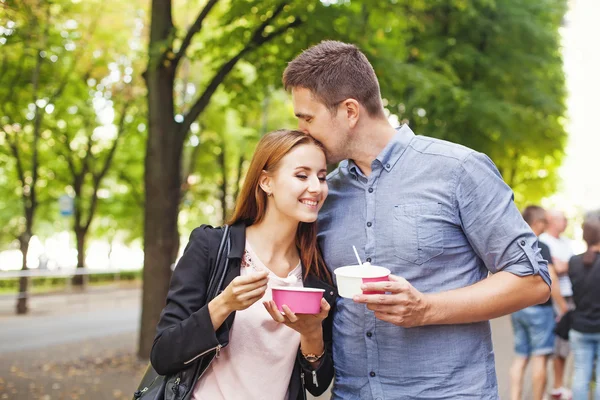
[333,265,391,298]
[271,287,325,314]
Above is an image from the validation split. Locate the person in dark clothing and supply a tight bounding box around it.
[569,209,600,400]
[150,129,336,400]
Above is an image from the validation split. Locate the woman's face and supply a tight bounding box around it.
[263,143,328,223]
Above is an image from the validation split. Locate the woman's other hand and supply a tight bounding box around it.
[263,297,330,365]
[263,297,330,337]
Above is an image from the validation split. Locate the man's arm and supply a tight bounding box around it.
[355,272,548,327]
[355,152,551,326]
[424,272,548,324]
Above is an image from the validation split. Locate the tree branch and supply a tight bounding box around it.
[178,3,301,136]
[118,172,144,208]
[171,0,220,69]
[85,101,131,232]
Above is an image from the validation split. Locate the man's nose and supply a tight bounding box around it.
[298,121,309,134]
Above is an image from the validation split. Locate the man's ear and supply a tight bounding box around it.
[258,171,272,196]
[342,98,360,128]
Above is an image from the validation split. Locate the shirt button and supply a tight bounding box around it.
[368,187,374,193]
[366,257,372,263]
[367,222,372,227]
[366,331,372,338]
[520,240,526,246]
[370,371,376,377]
[386,163,391,169]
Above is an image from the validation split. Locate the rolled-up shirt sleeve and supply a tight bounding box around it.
[456,151,551,288]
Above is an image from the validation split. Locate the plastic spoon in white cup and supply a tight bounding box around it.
[352,245,363,266]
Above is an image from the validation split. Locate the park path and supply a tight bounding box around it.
[0,287,572,399]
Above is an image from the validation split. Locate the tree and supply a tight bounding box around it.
[0,0,72,313]
[0,0,148,305]
[371,0,568,207]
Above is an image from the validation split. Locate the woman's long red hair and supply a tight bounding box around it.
[227,129,331,283]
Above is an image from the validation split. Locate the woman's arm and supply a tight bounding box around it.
[151,226,269,376]
[150,226,221,376]
[298,297,335,396]
[264,298,335,396]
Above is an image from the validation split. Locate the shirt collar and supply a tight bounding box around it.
[347,124,415,177]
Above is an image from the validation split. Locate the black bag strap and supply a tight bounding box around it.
[205,224,231,301]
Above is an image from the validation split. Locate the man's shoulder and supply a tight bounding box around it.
[408,135,476,163]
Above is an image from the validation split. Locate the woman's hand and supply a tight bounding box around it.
[264,297,331,366]
[209,270,269,330]
[221,270,269,312]
[263,297,330,337]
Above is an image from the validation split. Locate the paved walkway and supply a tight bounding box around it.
[0,287,573,399]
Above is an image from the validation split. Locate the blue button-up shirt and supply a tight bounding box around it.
[317,125,551,400]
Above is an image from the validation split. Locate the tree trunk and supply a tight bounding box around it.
[139,102,182,358]
[72,228,86,287]
[15,233,31,314]
[138,0,182,359]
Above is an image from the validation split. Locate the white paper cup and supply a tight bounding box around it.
[333,265,391,298]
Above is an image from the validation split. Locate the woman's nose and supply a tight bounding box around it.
[307,176,321,193]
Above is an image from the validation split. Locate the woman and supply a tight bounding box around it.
[150,129,336,400]
[568,210,600,400]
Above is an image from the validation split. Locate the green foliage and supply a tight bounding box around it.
[1,0,568,246]
[0,0,147,251]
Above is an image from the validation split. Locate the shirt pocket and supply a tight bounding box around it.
[393,203,444,265]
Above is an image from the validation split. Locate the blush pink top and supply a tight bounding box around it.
[192,241,303,400]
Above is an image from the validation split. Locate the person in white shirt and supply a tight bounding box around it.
[539,210,574,400]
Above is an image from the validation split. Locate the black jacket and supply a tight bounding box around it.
[150,222,337,399]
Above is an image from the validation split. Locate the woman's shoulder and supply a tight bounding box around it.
[187,222,246,255]
[185,225,228,253]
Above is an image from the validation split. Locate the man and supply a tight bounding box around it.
[540,210,574,400]
[510,206,568,400]
[283,41,551,399]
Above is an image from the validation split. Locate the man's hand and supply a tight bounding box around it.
[353,275,430,327]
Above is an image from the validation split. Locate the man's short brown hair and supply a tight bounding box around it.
[283,40,385,118]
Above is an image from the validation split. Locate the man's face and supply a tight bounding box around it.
[291,87,348,164]
[548,211,568,234]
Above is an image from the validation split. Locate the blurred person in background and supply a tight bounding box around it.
[510,205,568,400]
[540,210,575,400]
[568,210,600,400]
